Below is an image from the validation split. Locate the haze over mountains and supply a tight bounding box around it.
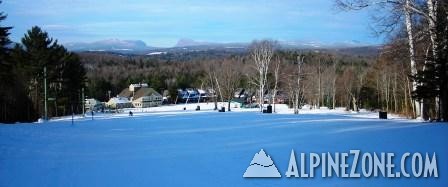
[64,38,380,56]
[65,39,155,52]
[174,38,247,48]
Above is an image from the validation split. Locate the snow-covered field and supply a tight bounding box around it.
[0,104,447,186]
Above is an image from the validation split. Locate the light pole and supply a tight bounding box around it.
[82,87,85,117]
[44,66,48,121]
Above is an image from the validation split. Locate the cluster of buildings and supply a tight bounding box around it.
[176,88,214,103]
[84,83,288,112]
[84,83,163,111]
[105,83,163,109]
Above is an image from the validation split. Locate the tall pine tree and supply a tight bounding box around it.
[413,2,448,121]
[13,26,86,118]
[0,2,38,123]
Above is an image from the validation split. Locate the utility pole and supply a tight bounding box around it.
[82,87,85,117]
[44,66,48,121]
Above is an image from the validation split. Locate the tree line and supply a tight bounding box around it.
[80,44,381,111]
[80,36,447,121]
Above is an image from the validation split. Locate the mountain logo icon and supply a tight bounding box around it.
[243,149,281,178]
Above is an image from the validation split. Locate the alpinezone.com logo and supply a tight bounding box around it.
[244,149,439,178]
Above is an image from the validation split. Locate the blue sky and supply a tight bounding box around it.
[2,0,382,47]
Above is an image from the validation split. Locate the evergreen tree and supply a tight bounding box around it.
[12,26,86,118]
[435,4,448,121]
[61,51,86,112]
[412,4,448,121]
[13,26,57,117]
[0,2,38,123]
[0,3,12,82]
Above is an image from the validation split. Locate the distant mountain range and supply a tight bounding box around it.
[175,38,247,48]
[65,39,156,52]
[174,38,372,49]
[64,38,380,56]
[279,40,372,49]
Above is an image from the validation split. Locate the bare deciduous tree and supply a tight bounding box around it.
[335,0,448,120]
[202,60,219,110]
[249,40,275,112]
[334,0,423,117]
[331,56,338,109]
[215,59,241,111]
[293,55,305,114]
[272,57,281,113]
